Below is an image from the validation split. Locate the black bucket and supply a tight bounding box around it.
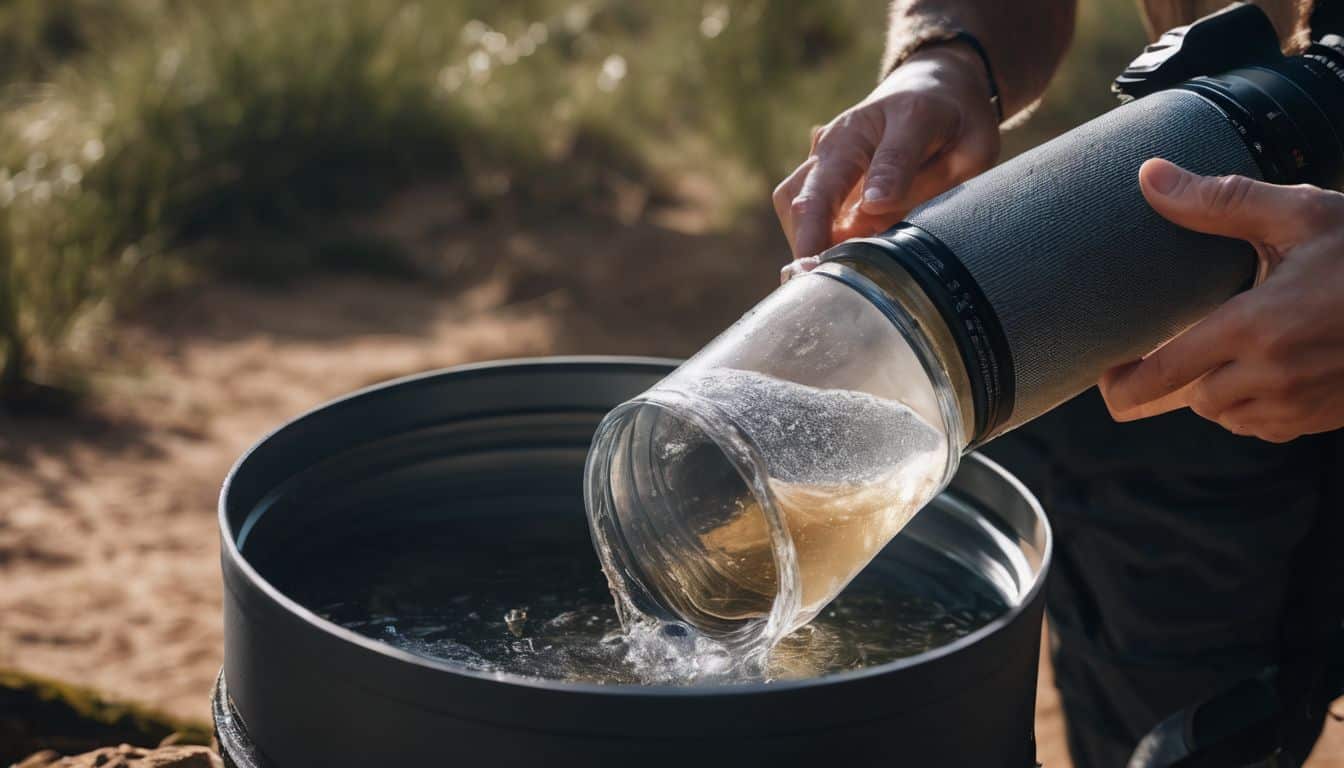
[216,357,1052,767]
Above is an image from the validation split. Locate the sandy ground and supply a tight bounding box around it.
[1,186,1342,765]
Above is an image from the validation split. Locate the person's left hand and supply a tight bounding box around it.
[1099,158,1344,443]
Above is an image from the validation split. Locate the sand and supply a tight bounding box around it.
[1,185,1340,764]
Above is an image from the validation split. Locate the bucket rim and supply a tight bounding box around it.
[218,355,1053,699]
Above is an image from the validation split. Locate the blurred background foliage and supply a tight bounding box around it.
[0,0,1147,399]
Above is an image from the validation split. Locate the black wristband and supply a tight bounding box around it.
[946,31,1004,123]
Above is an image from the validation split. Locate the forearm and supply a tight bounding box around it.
[881,0,1077,122]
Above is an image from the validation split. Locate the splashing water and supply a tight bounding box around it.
[277,518,999,686]
[269,369,979,685]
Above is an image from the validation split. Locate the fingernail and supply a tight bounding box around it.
[1146,160,1184,196]
[862,186,884,203]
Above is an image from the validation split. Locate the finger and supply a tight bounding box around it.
[1099,293,1256,415]
[836,143,998,243]
[809,124,825,154]
[874,117,999,219]
[1100,367,1201,422]
[900,143,989,210]
[1184,361,1277,421]
[1210,400,1268,438]
[792,142,871,260]
[1139,158,1311,245]
[773,158,816,256]
[841,157,960,235]
[1214,400,1303,443]
[860,102,960,215]
[831,206,895,243]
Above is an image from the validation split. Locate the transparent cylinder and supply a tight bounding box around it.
[584,263,967,651]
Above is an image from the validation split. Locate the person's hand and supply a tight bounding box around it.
[1099,158,1344,443]
[774,41,1001,276]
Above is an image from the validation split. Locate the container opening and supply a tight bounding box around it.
[588,399,786,639]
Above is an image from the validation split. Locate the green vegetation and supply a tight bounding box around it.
[0,0,1146,398]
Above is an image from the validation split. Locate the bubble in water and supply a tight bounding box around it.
[681,368,943,485]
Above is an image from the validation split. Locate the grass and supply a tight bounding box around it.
[0,0,627,394]
[0,0,1149,400]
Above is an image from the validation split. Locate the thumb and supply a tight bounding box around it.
[1139,158,1300,244]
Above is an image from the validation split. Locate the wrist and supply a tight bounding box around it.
[898,39,1000,124]
[918,37,1002,123]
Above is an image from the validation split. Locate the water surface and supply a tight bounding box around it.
[271,519,1005,685]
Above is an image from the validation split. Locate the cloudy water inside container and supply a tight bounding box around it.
[271,518,1004,685]
[586,366,955,662]
[662,368,951,627]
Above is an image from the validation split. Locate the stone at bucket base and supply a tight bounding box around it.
[13,744,222,768]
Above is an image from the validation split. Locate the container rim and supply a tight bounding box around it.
[219,355,1053,698]
[583,393,804,651]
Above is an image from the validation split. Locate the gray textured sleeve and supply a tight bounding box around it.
[908,89,1260,434]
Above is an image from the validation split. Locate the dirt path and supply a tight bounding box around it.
[1,190,1340,764]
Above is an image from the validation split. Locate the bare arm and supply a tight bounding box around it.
[775,0,1078,264]
[881,0,1077,121]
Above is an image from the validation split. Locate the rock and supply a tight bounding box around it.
[13,750,61,767]
[0,669,212,765]
[12,744,222,768]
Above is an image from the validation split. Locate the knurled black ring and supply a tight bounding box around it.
[818,224,1014,445]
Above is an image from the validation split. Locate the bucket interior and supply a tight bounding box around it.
[232,403,1043,685]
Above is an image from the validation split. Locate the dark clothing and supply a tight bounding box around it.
[984,389,1344,768]
[876,2,1339,762]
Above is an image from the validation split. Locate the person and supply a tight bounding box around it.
[774,1,1344,766]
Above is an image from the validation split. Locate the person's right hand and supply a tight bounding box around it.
[774,41,1001,274]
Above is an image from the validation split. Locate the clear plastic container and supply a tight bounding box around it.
[584,261,968,651]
